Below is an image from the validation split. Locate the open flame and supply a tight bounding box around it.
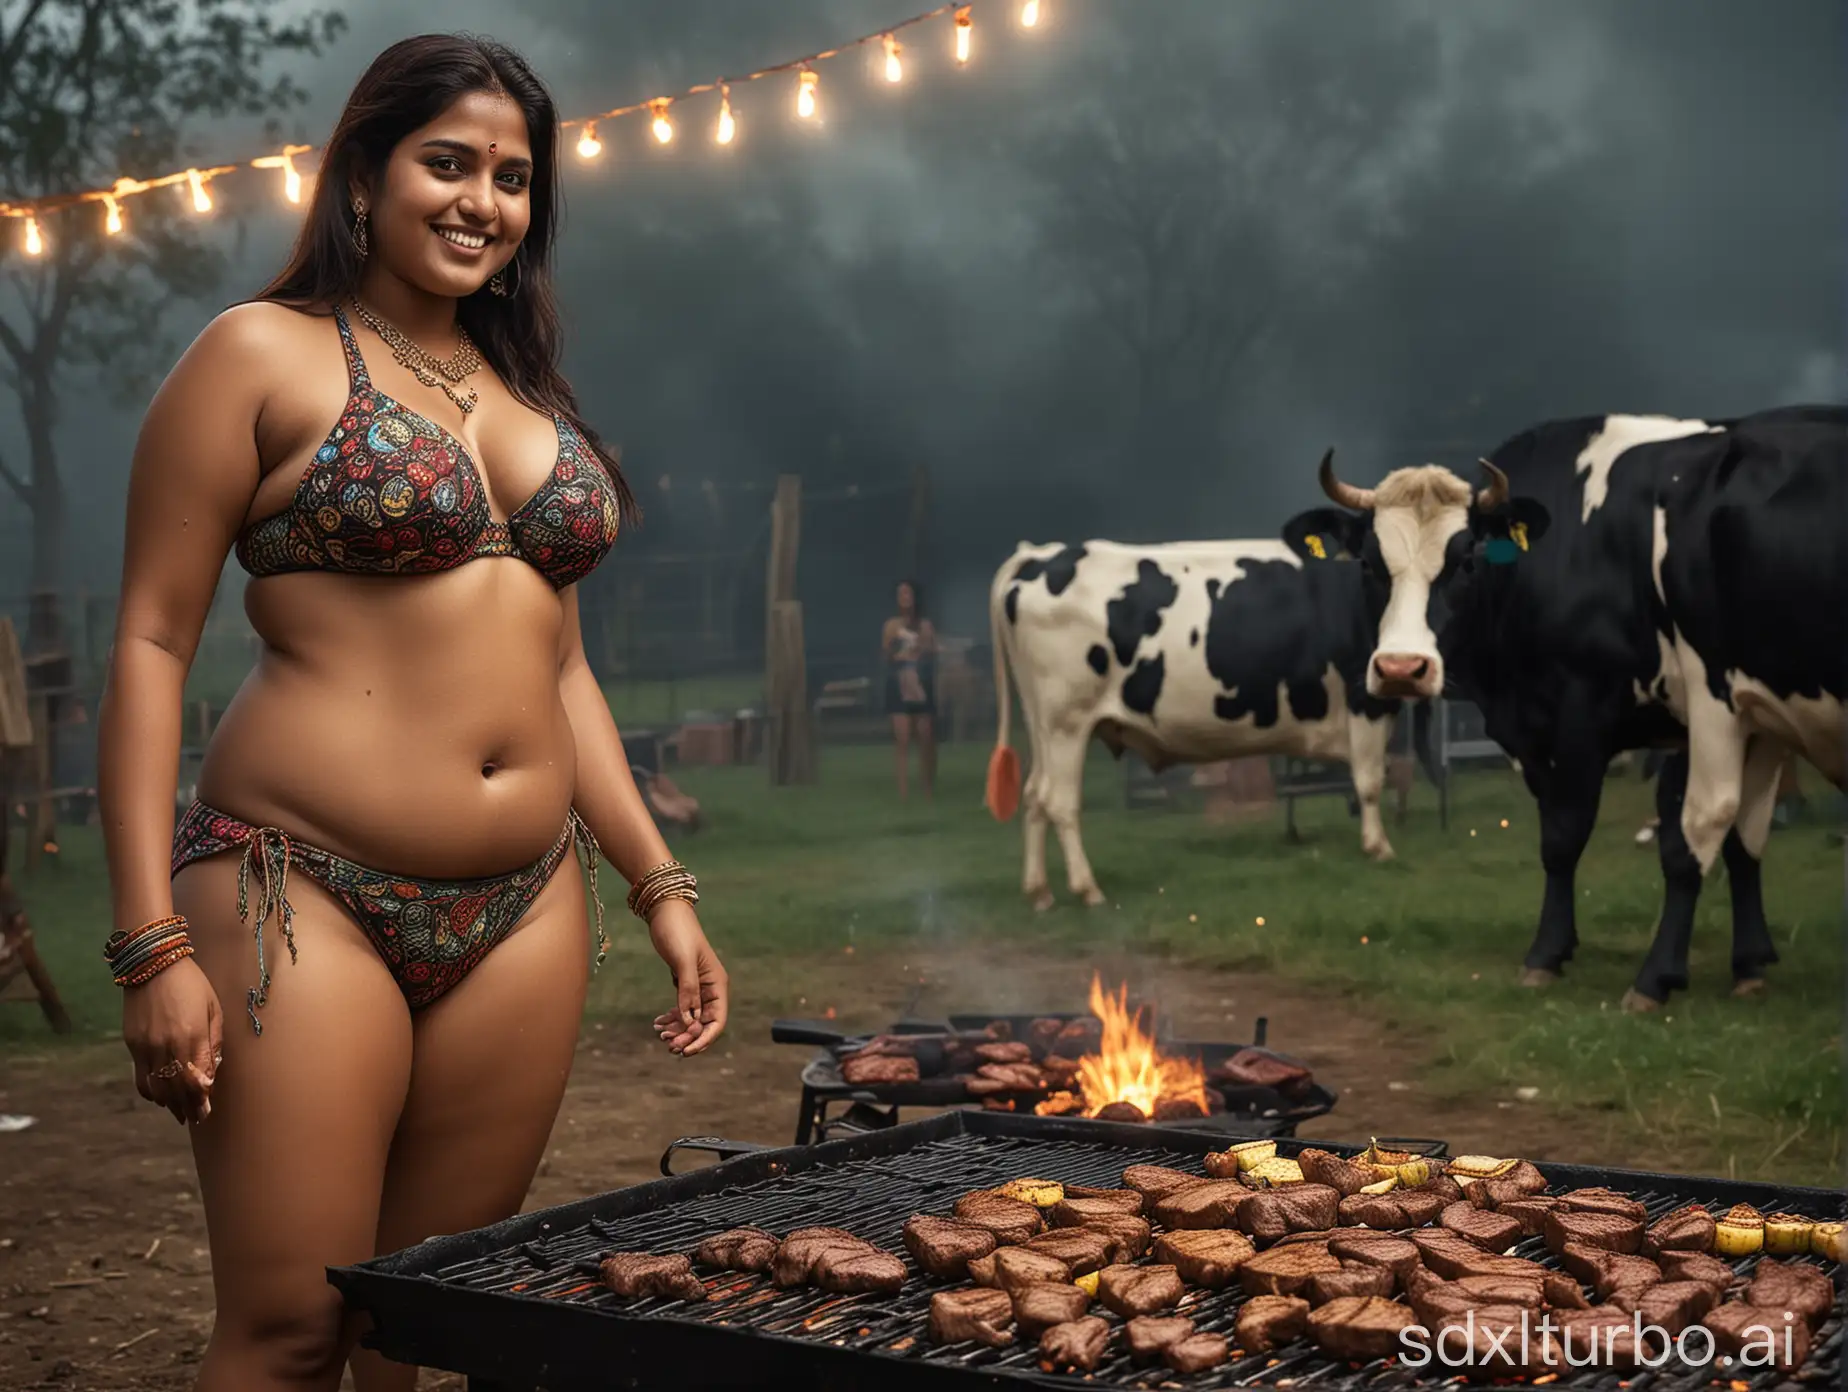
[1035,974,1207,1119]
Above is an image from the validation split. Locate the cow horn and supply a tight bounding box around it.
[1476,458,1511,511]
[1319,448,1375,512]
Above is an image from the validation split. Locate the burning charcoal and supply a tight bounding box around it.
[1297,1148,1376,1198]
[1705,1301,1812,1370]
[840,1053,921,1085]
[1056,1187,1143,1214]
[1153,1228,1256,1287]
[1305,1295,1417,1362]
[1546,1209,1644,1256]
[975,1040,1034,1065]
[1236,1294,1310,1353]
[1327,1233,1420,1282]
[1744,1258,1835,1329]
[1657,1249,1736,1299]
[1122,1164,1207,1203]
[903,1215,997,1280]
[1644,1204,1716,1256]
[1032,1089,1085,1115]
[1024,1228,1115,1277]
[1126,1314,1196,1362]
[772,1228,873,1287]
[694,1227,780,1274]
[1098,1262,1185,1317]
[1307,1263,1397,1304]
[1152,1178,1250,1230]
[1218,1047,1311,1092]
[1237,1243,1341,1297]
[813,1245,907,1295]
[1163,1331,1231,1374]
[1440,1201,1523,1252]
[1039,1315,1111,1371]
[952,1191,1043,1245]
[929,1287,1015,1347]
[1012,1281,1091,1337]
[598,1252,708,1302]
[1094,1100,1147,1124]
[1556,1186,1648,1222]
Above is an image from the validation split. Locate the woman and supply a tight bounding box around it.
[95,35,728,1392]
[881,579,938,799]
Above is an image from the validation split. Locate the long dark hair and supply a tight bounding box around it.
[255,33,637,526]
[897,577,925,619]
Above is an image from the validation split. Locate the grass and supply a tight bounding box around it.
[8,741,1842,1186]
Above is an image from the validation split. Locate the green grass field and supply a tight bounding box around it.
[7,742,1841,1185]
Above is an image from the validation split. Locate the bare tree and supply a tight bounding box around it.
[0,0,343,592]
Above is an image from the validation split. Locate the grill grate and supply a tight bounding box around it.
[333,1116,1844,1391]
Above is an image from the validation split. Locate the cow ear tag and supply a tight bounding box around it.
[1305,534,1327,560]
[1484,537,1520,565]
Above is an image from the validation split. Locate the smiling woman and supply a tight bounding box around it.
[94,34,729,1392]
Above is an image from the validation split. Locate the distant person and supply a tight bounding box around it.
[883,579,938,799]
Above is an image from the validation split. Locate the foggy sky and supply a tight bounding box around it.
[1,0,1842,647]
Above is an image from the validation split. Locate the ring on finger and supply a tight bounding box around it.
[152,1060,185,1080]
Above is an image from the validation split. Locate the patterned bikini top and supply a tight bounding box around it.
[235,306,620,589]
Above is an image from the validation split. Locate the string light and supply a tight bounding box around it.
[102,194,123,235]
[954,7,973,63]
[252,147,307,203]
[576,120,603,159]
[883,33,904,83]
[1022,0,1041,27]
[797,67,820,119]
[650,99,675,144]
[715,85,736,145]
[185,168,212,213]
[23,215,42,256]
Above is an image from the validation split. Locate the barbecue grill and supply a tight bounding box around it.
[328,1111,1841,1392]
[777,1011,1336,1144]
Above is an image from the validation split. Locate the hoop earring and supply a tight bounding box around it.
[488,255,522,298]
[352,204,369,260]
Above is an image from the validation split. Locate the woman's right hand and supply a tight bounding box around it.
[121,958,224,1126]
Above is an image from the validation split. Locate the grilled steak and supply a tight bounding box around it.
[598,1252,708,1302]
[1126,1314,1196,1362]
[1153,1178,1251,1230]
[1236,1293,1311,1352]
[1041,1055,1083,1086]
[1220,1047,1311,1091]
[1455,1273,1544,1307]
[1239,1183,1341,1244]
[1051,1018,1102,1056]
[1012,1281,1092,1337]
[1122,1164,1208,1202]
[1492,1196,1558,1235]
[1430,1304,1548,1380]
[1545,1209,1643,1256]
[1705,1300,1812,1370]
[1094,1100,1147,1123]
[1643,1203,1715,1256]
[1411,1231,1499,1278]
[1556,1186,1647,1222]
[1153,1228,1256,1287]
[1054,1194,1150,1226]
[1744,1258,1835,1329]
[1413,1175,1467,1206]
[974,1040,1034,1064]
[1023,1227,1116,1277]
[1308,1263,1397,1303]
[1298,1148,1376,1197]
[1307,1295,1417,1362]
[903,1215,997,1280]
[968,1061,1047,1092]
[1039,1315,1111,1371]
[1440,1201,1522,1252]
[971,1246,1073,1293]
[1586,1252,1664,1304]
[1463,1160,1547,1201]
[1610,1278,1716,1333]
[952,1191,1043,1244]
[813,1245,906,1295]
[1058,1186,1143,1213]
[693,1227,780,1274]
[771,1228,871,1287]
[1328,1233,1420,1281]
[1656,1249,1735,1298]
[1164,1331,1231,1373]
[1341,1189,1444,1230]
[1098,1262,1185,1317]
[1549,1305,1640,1369]
[840,1053,921,1085]
[1238,1242,1342,1296]
[929,1287,1015,1347]
[1072,1212,1152,1262]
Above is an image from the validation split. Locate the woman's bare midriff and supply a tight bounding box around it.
[196,559,577,878]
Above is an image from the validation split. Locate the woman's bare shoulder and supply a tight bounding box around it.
[189,299,332,360]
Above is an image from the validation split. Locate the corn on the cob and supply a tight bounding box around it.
[1809,1221,1845,1262]
[1714,1204,1766,1257]
[1763,1213,1815,1256]
[1247,1157,1306,1187]
[1223,1140,1277,1173]
[994,1178,1064,1208]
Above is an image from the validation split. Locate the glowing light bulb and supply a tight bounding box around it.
[650,99,674,144]
[186,168,212,213]
[282,155,302,203]
[1022,0,1040,27]
[23,215,43,256]
[797,68,819,119]
[883,34,903,83]
[577,121,602,159]
[103,195,123,235]
[716,88,736,145]
[955,8,973,62]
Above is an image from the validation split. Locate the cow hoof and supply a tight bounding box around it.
[1366,844,1395,864]
[1619,988,1665,1014]
[1079,889,1107,908]
[1030,891,1056,913]
[1730,977,1767,999]
[1517,967,1559,988]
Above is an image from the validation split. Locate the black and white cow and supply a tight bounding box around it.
[983,521,1427,910]
[1291,406,1844,1008]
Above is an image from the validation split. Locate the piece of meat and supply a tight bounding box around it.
[1126,1314,1197,1362]
[1412,1175,1467,1206]
[902,1215,997,1280]
[1153,1228,1256,1287]
[1744,1258,1835,1329]
[1238,1242,1342,1296]
[1307,1295,1417,1362]
[971,1246,1073,1294]
[1644,1203,1716,1256]
[1094,1100,1146,1123]
[1050,1018,1101,1056]
[1238,1184,1341,1244]
[1039,1315,1111,1371]
[1040,1055,1082,1086]
[1328,1233,1421,1281]
[1546,1272,1590,1308]
[1055,1188,1142,1215]
[953,1191,1043,1244]
[1028,1016,1065,1047]
[1610,1278,1717,1333]
[1069,1212,1152,1263]
[1122,1164,1208,1203]
[1153,1178,1251,1230]
[813,1245,906,1295]
[1308,1263,1397,1304]
[1705,1300,1813,1370]
[1430,1304,1547,1381]
[1012,1281,1092,1337]
[1556,1186,1648,1222]
[840,1053,921,1085]
[1023,1227,1115,1277]
[1545,1209,1643,1256]
[771,1228,871,1287]
[974,1040,1034,1064]
[1410,1231,1492,1278]
[1164,1331,1231,1373]
[984,1019,1014,1041]
[1281,1226,1379,1247]
[694,1227,780,1274]
[1219,1047,1311,1091]
[1548,1305,1641,1369]
[1586,1252,1665,1304]
[972,1061,1047,1091]
[1657,1249,1736,1298]
[598,1252,708,1302]
[1152,1095,1210,1121]
[1441,1201,1523,1252]
[1493,1196,1558,1236]
[1236,1293,1311,1353]
[1298,1148,1376,1197]
[1097,1262,1185,1317]
[1341,1189,1445,1230]
[929,1287,1015,1347]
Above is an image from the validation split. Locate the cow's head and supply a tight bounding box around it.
[1284,448,1551,700]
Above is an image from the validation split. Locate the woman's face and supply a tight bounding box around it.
[361,90,534,300]
[896,583,915,613]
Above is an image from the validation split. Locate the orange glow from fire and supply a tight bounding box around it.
[1037,974,1207,1118]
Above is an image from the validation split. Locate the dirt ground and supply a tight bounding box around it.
[0,945,1687,1391]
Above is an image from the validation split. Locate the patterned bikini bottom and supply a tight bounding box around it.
[170,800,608,1034]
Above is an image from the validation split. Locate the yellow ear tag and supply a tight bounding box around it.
[1510,521,1529,552]
[1306,534,1327,560]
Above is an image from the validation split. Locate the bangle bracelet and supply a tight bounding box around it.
[626,859,699,921]
[105,915,195,987]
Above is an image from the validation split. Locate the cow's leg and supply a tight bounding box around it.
[1678,658,1748,876]
[1346,713,1395,862]
[1722,735,1786,995]
[1038,724,1105,907]
[1521,750,1606,987]
[1626,749,1702,1010]
[1020,723,1055,911]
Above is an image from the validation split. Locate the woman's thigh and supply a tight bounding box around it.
[172,853,413,1387]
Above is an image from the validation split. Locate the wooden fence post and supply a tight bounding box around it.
[764,476,815,785]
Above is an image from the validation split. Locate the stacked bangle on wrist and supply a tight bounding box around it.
[104,915,195,988]
[626,859,699,921]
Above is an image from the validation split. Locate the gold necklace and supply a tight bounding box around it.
[350,298,484,414]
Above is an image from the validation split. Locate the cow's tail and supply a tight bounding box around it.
[985,562,1022,822]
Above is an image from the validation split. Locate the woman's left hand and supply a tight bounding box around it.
[648,899,729,1056]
